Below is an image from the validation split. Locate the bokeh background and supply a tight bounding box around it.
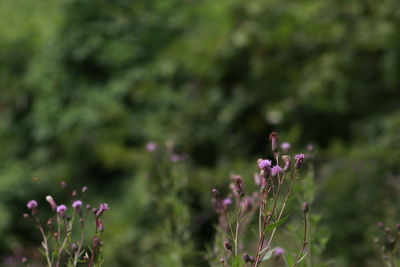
[1,0,400,266]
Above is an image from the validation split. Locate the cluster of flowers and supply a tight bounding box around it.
[374,222,400,267]
[24,182,109,267]
[146,140,188,162]
[211,132,309,267]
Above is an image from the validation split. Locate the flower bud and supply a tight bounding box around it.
[224,242,233,251]
[60,181,67,190]
[302,202,309,213]
[45,195,57,211]
[242,253,251,263]
[231,175,245,196]
[211,188,220,198]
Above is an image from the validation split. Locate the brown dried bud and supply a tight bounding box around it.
[282,155,291,172]
[269,132,280,152]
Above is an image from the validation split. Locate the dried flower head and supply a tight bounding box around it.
[269,132,280,152]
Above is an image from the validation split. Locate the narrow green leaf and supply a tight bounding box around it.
[285,253,295,266]
[264,215,289,234]
[297,252,307,264]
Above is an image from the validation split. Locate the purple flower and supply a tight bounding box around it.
[271,165,283,176]
[274,247,285,256]
[223,198,232,206]
[146,142,158,152]
[281,142,291,151]
[72,200,83,209]
[258,159,272,169]
[56,205,67,217]
[294,153,306,169]
[96,203,110,217]
[27,200,38,210]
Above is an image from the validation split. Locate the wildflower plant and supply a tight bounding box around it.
[24,182,109,267]
[211,132,310,267]
[374,222,400,267]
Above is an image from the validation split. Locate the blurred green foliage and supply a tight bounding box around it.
[1,0,400,266]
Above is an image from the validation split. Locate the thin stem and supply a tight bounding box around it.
[34,217,52,267]
[293,211,308,267]
[264,169,298,252]
[234,195,241,256]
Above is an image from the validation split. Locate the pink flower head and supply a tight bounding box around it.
[27,200,38,210]
[56,205,67,217]
[223,198,232,206]
[72,200,83,209]
[294,153,306,169]
[281,142,291,151]
[271,165,283,176]
[146,142,158,152]
[274,247,285,256]
[96,203,110,217]
[258,159,272,169]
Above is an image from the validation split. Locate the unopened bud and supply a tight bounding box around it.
[302,202,309,213]
[45,195,57,211]
[71,190,77,197]
[211,188,220,198]
[377,222,385,229]
[242,253,251,263]
[224,242,233,251]
[82,186,88,193]
[23,213,29,219]
[71,243,78,251]
[231,175,245,197]
[21,257,27,264]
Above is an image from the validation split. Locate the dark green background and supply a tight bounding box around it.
[1,0,400,266]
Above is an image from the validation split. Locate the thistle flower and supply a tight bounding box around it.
[96,203,110,217]
[222,198,232,207]
[281,142,291,151]
[45,195,57,210]
[271,165,283,176]
[274,247,285,256]
[73,200,83,213]
[57,205,68,218]
[269,132,280,152]
[146,142,158,152]
[27,200,38,210]
[257,159,272,170]
[294,153,305,169]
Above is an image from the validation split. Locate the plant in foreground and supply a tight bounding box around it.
[211,132,309,266]
[24,182,109,267]
[374,222,400,267]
